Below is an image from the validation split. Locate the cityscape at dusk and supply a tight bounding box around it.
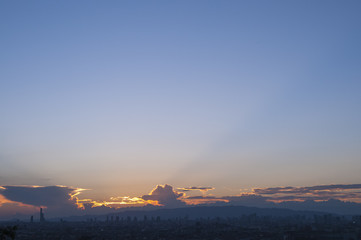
[1,1,361,239]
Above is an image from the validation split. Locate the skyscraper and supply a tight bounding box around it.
[40,208,45,222]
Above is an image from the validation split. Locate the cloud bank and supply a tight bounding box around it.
[2,183,361,219]
[250,184,361,202]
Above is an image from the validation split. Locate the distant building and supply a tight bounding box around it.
[40,208,45,222]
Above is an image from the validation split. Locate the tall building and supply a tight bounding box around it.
[40,208,45,222]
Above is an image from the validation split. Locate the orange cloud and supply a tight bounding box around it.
[0,195,39,219]
[183,196,229,205]
[177,187,215,192]
[77,196,156,209]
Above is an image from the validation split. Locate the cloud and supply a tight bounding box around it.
[250,184,361,202]
[183,195,228,205]
[182,184,361,207]
[186,196,217,199]
[2,183,361,219]
[177,187,215,192]
[141,184,185,207]
[0,184,189,219]
[109,196,146,204]
[80,196,148,208]
[183,194,272,207]
[1,185,83,207]
[0,194,39,220]
[0,185,85,217]
[253,184,361,195]
[222,194,276,208]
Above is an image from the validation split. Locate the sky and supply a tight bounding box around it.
[1,1,361,219]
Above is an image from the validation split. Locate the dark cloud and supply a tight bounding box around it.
[1,186,80,207]
[250,184,361,203]
[141,184,185,207]
[253,184,361,195]
[269,192,361,202]
[224,194,270,205]
[0,185,84,217]
[183,195,227,205]
[182,194,272,207]
[186,196,217,199]
[0,193,39,220]
[183,184,361,208]
[307,184,361,191]
[185,194,269,203]
[177,187,215,192]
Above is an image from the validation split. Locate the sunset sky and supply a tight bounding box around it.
[1,1,361,219]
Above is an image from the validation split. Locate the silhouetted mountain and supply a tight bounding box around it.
[278,199,361,215]
[60,205,326,222]
[116,205,324,219]
[51,199,361,222]
[210,198,361,216]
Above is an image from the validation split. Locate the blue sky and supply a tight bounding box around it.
[1,1,361,201]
